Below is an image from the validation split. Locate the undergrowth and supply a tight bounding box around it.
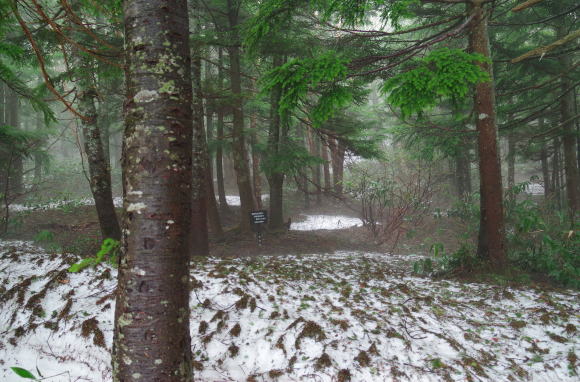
[68,238,119,273]
[415,181,579,289]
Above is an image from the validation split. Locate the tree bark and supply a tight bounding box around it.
[322,141,331,192]
[267,55,287,229]
[330,138,345,195]
[113,0,194,380]
[249,82,263,209]
[507,133,516,189]
[298,126,310,209]
[205,105,224,239]
[34,112,43,183]
[313,132,322,205]
[455,140,472,198]
[75,55,121,241]
[557,25,580,220]
[0,83,6,198]
[552,138,562,208]
[215,49,229,212]
[539,118,550,198]
[469,1,506,268]
[6,88,23,196]
[191,13,209,256]
[227,0,255,231]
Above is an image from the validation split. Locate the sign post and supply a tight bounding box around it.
[249,210,268,246]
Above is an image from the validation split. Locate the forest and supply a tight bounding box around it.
[0,0,578,381]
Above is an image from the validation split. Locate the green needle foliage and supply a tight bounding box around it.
[383,48,490,119]
[68,239,120,273]
[261,51,350,124]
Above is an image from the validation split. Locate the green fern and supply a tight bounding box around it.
[68,239,120,273]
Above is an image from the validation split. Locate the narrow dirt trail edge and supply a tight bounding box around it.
[0,240,578,381]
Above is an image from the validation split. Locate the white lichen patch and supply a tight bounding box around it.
[478,113,489,120]
[127,202,147,213]
[127,190,143,197]
[134,89,159,103]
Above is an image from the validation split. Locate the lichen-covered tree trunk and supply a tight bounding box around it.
[76,58,121,241]
[557,25,580,220]
[470,2,506,268]
[227,0,255,231]
[113,0,194,380]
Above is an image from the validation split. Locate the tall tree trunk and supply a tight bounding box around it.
[322,141,331,192]
[469,2,506,268]
[298,126,310,209]
[100,117,111,168]
[540,146,550,199]
[455,140,472,198]
[0,83,6,200]
[507,133,516,189]
[557,25,580,220]
[216,49,229,212]
[205,106,224,239]
[34,113,43,183]
[330,138,345,195]
[6,88,23,196]
[553,138,562,208]
[249,83,263,209]
[227,0,255,231]
[267,56,286,229]
[313,133,322,205]
[76,57,121,241]
[191,13,209,256]
[539,118,551,198]
[113,0,193,380]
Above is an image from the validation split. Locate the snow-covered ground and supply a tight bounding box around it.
[290,215,363,230]
[524,183,544,196]
[9,197,123,212]
[1,241,578,382]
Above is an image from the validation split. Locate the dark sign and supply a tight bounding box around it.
[250,210,268,226]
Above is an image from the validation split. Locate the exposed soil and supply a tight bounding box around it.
[3,195,464,261]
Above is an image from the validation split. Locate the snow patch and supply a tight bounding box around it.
[291,215,363,230]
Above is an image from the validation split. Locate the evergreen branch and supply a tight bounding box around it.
[511,29,580,64]
[511,0,544,13]
[9,0,87,121]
